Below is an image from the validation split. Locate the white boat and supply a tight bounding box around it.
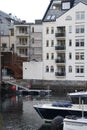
[63,116,87,130]
[33,91,87,122]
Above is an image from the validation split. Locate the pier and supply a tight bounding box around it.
[2,80,51,96]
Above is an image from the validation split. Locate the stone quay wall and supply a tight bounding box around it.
[21,80,87,95]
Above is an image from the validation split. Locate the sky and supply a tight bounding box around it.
[0,0,50,22]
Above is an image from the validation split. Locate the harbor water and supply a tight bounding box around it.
[0,94,66,130]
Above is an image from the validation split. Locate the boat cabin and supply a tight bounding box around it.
[68,91,87,104]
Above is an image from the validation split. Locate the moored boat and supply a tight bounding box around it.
[33,91,87,122]
[63,116,87,130]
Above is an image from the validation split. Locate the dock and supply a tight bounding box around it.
[3,81,51,96]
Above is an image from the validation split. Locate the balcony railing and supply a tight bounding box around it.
[16,43,29,47]
[55,59,65,63]
[16,31,29,36]
[55,45,65,50]
[55,33,65,37]
[55,72,65,76]
[1,47,14,52]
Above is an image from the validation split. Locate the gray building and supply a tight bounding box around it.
[14,20,42,61]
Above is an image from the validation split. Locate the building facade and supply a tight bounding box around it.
[14,20,42,61]
[23,0,87,81]
[14,23,30,58]
[29,20,42,61]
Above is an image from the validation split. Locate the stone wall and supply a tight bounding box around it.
[22,79,87,95]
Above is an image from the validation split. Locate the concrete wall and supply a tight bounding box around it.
[23,61,43,80]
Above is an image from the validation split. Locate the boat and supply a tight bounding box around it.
[33,91,87,122]
[63,116,87,130]
[63,100,87,130]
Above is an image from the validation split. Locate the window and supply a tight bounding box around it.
[46,40,49,47]
[51,27,54,34]
[76,66,84,73]
[46,15,51,20]
[46,53,49,60]
[51,40,54,47]
[69,66,72,73]
[76,11,85,20]
[32,38,34,44]
[76,25,84,33]
[69,26,72,33]
[62,2,70,10]
[32,27,34,33]
[52,4,61,10]
[51,15,56,20]
[46,66,49,72]
[66,15,72,20]
[75,39,84,47]
[2,43,7,48]
[75,52,84,60]
[46,27,49,34]
[10,29,14,36]
[69,39,72,46]
[51,53,54,59]
[19,27,27,33]
[69,53,72,59]
[50,66,54,72]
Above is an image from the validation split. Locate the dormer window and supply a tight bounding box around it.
[62,1,71,10]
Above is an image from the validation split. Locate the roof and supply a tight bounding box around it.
[74,0,87,5]
[42,0,87,22]
[68,91,87,97]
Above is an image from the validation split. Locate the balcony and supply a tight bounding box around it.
[16,31,29,36]
[55,26,65,38]
[16,43,29,47]
[55,32,65,37]
[55,45,65,50]
[55,58,65,63]
[55,72,65,77]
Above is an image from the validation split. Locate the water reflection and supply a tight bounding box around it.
[0,95,23,113]
[0,94,63,130]
[0,113,3,130]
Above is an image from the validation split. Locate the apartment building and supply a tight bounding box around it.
[14,23,30,58]
[23,0,87,81]
[14,20,42,61]
[0,11,20,49]
[43,0,87,81]
[29,20,42,61]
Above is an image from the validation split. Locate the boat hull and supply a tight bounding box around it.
[34,106,87,121]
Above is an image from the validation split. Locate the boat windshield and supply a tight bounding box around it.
[69,95,87,104]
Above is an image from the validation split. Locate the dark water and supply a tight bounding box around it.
[0,94,65,130]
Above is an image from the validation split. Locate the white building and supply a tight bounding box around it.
[29,20,42,61]
[23,0,87,81]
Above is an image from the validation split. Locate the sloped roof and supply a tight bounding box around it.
[42,0,87,22]
[74,0,87,5]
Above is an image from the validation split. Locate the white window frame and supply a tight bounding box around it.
[75,66,84,74]
[76,25,84,33]
[69,26,72,33]
[76,11,85,20]
[75,39,84,47]
[75,52,84,60]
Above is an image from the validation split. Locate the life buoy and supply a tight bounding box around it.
[12,85,16,91]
